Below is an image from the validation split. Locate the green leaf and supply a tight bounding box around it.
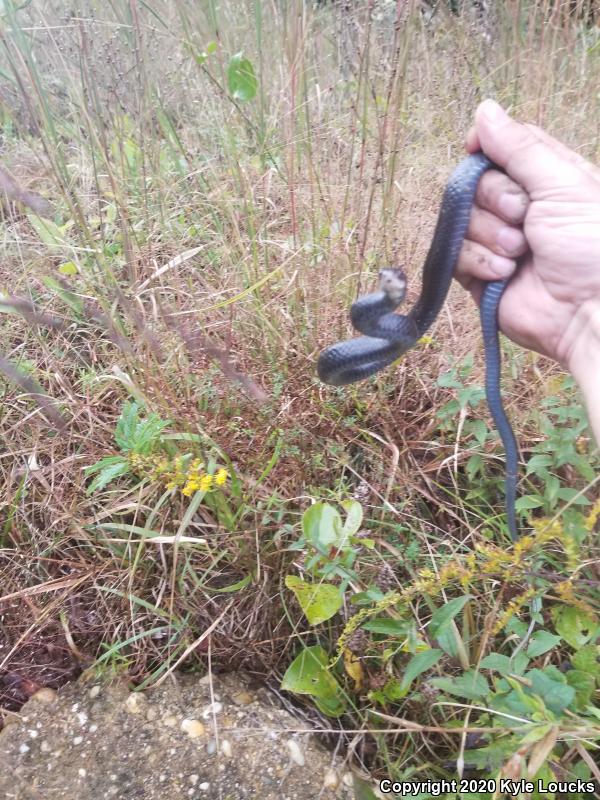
[429,595,472,638]
[431,670,489,700]
[41,276,84,314]
[84,454,128,476]
[525,454,554,475]
[565,669,595,707]
[27,213,68,251]
[280,645,342,702]
[571,644,599,674]
[353,776,379,800]
[468,418,488,446]
[555,487,590,505]
[480,651,529,675]
[516,495,545,510]
[552,606,599,649]
[313,694,346,718]
[85,458,130,494]
[58,261,78,275]
[526,630,562,658]
[400,649,443,691]
[526,668,576,714]
[285,575,342,625]
[466,454,484,481]
[227,52,257,102]
[202,574,252,593]
[302,502,342,551]
[340,499,363,538]
[531,763,556,800]
[115,401,141,451]
[362,618,409,636]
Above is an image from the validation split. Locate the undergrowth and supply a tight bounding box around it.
[0,0,599,796]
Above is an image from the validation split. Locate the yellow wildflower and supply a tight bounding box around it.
[199,474,213,491]
[214,468,229,486]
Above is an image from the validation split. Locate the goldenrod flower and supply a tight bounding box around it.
[199,474,213,491]
[215,468,229,486]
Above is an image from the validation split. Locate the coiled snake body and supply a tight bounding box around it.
[317,152,519,540]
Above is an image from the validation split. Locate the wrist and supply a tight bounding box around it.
[564,299,600,445]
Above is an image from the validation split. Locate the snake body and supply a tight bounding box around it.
[317,152,520,540]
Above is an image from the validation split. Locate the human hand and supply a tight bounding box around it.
[455,99,600,386]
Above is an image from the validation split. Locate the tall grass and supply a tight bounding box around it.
[0,0,599,787]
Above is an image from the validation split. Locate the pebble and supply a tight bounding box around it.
[323,769,339,789]
[181,719,205,738]
[206,738,217,755]
[29,688,56,704]
[125,694,146,714]
[162,714,178,727]
[232,691,254,706]
[221,739,232,758]
[286,740,305,767]
[89,686,101,700]
[201,702,223,719]
[343,771,354,787]
[199,782,210,791]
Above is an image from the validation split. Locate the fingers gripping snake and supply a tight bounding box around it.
[317,152,520,540]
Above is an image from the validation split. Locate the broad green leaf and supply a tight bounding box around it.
[400,649,443,691]
[340,499,363,538]
[302,502,342,550]
[526,668,575,714]
[565,669,595,707]
[556,487,591,504]
[526,630,562,658]
[480,651,529,675]
[314,694,346,718]
[227,52,257,102]
[431,670,489,700]
[525,454,554,475]
[285,575,342,625]
[571,644,599,674]
[552,606,599,649]
[531,763,556,800]
[429,595,472,638]
[516,495,544,510]
[280,645,341,700]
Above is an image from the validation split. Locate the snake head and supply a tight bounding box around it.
[378,268,407,303]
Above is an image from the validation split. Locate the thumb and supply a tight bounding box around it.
[475,100,571,194]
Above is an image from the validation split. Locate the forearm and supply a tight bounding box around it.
[565,300,600,447]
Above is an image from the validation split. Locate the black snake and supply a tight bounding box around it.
[317,152,519,540]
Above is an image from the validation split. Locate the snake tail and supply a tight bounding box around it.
[480,279,520,541]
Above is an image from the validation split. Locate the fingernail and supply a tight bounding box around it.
[480,99,508,123]
[490,254,514,277]
[498,191,527,222]
[497,226,526,256]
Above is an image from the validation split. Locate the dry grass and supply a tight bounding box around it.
[0,0,599,782]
